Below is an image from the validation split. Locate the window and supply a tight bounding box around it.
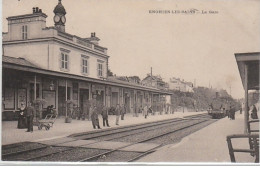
[82,58,88,74]
[60,52,69,71]
[22,25,28,40]
[81,55,89,74]
[98,63,103,77]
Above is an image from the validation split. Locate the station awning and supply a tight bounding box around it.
[2,55,172,95]
[234,52,260,133]
[235,52,260,90]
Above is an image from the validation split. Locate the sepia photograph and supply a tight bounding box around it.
[0,0,259,165]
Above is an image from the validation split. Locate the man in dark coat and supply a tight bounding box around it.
[251,104,258,119]
[230,106,235,120]
[121,104,126,120]
[115,104,120,125]
[17,102,27,129]
[101,105,110,127]
[26,102,35,132]
[91,106,101,129]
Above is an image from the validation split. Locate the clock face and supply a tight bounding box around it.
[61,16,66,24]
[54,15,60,23]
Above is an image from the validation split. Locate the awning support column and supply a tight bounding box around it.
[65,79,68,118]
[34,75,37,101]
[244,63,249,134]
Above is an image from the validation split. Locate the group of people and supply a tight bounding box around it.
[90,104,127,129]
[17,102,35,132]
[226,104,259,120]
[133,104,153,118]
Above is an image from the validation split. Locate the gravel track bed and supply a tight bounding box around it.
[76,118,184,140]
[110,119,205,143]
[2,142,47,155]
[146,119,217,145]
[2,142,31,150]
[2,146,69,161]
[32,148,110,162]
[91,120,189,141]
[90,151,141,162]
[184,114,211,118]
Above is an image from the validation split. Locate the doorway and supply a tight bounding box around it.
[124,93,130,113]
[58,86,71,116]
[79,89,89,116]
[111,92,118,107]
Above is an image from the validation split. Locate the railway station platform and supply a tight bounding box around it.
[138,111,259,163]
[1,111,204,146]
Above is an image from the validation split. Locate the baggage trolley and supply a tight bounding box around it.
[34,113,57,130]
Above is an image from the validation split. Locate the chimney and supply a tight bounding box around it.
[39,9,42,13]
[33,7,36,13]
[36,7,39,13]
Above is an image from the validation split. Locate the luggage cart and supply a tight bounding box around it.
[34,113,57,130]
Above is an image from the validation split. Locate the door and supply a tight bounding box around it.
[58,86,66,116]
[124,93,130,113]
[111,92,118,107]
[79,89,89,115]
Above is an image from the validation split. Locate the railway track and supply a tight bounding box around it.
[2,113,216,162]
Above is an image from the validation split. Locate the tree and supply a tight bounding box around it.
[128,76,141,84]
[107,68,114,76]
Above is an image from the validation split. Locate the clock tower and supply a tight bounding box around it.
[53,0,66,32]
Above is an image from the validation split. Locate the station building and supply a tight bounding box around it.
[2,0,171,120]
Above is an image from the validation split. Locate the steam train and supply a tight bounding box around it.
[208,95,228,119]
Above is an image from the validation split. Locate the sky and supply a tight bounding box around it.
[1,0,260,99]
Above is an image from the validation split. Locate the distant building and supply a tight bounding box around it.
[142,74,169,90]
[108,75,141,84]
[168,77,194,92]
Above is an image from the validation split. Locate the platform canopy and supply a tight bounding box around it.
[235,52,260,133]
[235,52,260,90]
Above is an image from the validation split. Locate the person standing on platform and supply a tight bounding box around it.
[230,106,235,120]
[133,103,138,117]
[91,106,101,129]
[226,106,230,120]
[121,104,126,120]
[101,105,110,127]
[17,102,27,129]
[143,104,148,119]
[115,104,120,125]
[26,102,35,132]
[251,104,258,119]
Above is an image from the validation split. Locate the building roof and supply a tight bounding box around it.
[6,12,47,20]
[107,76,160,91]
[2,56,40,69]
[53,0,66,15]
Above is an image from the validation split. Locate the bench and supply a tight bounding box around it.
[226,120,259,163]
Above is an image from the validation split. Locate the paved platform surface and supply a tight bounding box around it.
[1,111,202,145]
[137,112,259,163]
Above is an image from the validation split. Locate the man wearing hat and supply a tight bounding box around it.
[26,102,35,132]
[91,106,101,129]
